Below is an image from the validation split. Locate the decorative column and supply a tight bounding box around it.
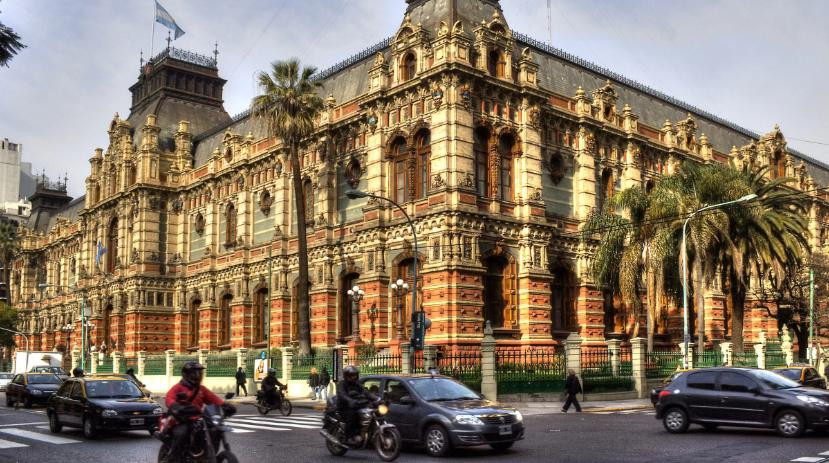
[607,339,621,377]
[165,349,176,380]
[281,347,293,383]
[89,352,98,375]
[564,333,582,377]
[754,341,766,370]
[679,342,695,370]
[423,344,437,372]
[480,322,497,400]
[782,329,794,366]
[112,351,122,374]
[719,341,733,367]
[630,337,647,399]
[237,347,248,370]
[198,349,209,375]
[400,342,411,375]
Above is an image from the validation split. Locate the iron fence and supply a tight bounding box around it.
[765,339,786,368]
[413,350,425,374]
[124,357,138,374]
[245,349,282,379]
[291,350,333,381]
[496,349,564,394]
[97,357,113,374]
[694,350,723,368]
[206,352,238,377]
[733,350,758,367]
[172,355,199,375]
[357,351,402,375]
[436,350,482,392]
[144,355,166,375]
[580,346,634,393]
[645,350,683,379]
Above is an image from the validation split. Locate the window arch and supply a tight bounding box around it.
[401,52,416,81]
[498,133,515,202]
[189,298,201,348]
[474,127,490,196]
[253,288,268,343]
[219,293,232,346]
[107,218,118,273]
[600,169,614,208]
[225,203,237,245]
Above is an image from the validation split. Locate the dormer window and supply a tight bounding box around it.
[401,52,416,82]
[488,49,504,78]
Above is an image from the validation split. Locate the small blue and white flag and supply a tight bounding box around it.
[95,240,107,268]
[155,0,185,39]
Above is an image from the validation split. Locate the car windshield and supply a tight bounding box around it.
[408,378,481,401]
[775,369,802,381]
[750,369,800,389]
[85,380,144,399]
[27,375,61,384]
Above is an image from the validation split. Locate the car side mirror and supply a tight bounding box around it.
[398,395,414,406]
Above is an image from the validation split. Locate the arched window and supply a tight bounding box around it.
[600,169,614,208]
[414,130,430,199]
[103,303,113,350]
[391,138,408,204]
[340,273,359,341]
[488,49,504,77]
[225,203,237,245]
[303,178,314,223]
[127,165,136,186]
[773,151,786,178]
[395,258,422,338]
[220,294,232,346]
[107,218,118,273]
[498,134,515,202]
[253,288,268,343]
[189,298,201,348]
[474,127,490,196]
[401,52,416,81]
[482,254,517,329]
[551,267,574,333]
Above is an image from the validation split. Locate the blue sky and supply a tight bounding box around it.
[1,0,827,198]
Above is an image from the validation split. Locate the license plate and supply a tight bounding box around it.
[498,425,511,436]
[130,418,144,426]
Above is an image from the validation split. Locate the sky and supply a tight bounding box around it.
[0,0,827,199]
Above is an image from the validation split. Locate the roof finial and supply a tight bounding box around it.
[166,31,172,50]
[140,50,144,68]
[213,41,219,64]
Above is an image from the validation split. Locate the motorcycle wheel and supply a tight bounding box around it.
[216,451,239,463]
[256,401,269,415]
[157,443,171,463]
[326,437,348,456]
[375,427,402,462]
[280,399,292,416]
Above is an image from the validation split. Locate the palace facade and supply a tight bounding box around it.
[10,0,829,356]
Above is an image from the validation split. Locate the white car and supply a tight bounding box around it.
[0,373,13,392]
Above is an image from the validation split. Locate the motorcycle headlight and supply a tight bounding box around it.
[796,395,829,407]
[514,411,523,422]
[454,414,484,425]
[377,404,389,416]
[152,407,163,415]
[102,409,118,417]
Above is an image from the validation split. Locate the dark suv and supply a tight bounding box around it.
[656,367,829,437]
[359,374,524,457]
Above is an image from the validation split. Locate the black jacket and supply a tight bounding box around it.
[309,373,320,388]
[320,369,331,386]
[565,374,582,395]
[235,370,246,384]
[336,379,373,410]
[261,375,284,392]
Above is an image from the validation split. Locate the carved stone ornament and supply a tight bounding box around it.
[458,85,471,109]
[367,114,378,134]
[529,189,542,201]
[236,175,245,189]
[171,198,183,213]
[346,157,362,188]
[432,173,445,190]
[461,172,475,190]
[274,224,283,237]
[259,190,273,216]
[547,151,566,185]
[274,160,283,177]
[194,213,206,236]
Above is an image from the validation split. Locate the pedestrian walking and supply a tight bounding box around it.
[235,367,248,397]
[562,369,582,413]
[320,366,331,401]
[308,367,321,400]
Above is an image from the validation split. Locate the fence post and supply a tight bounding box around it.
[719,342,733,366]
[781,329,794,366]
[480,321,497,400]
[564,333,582,377]
[112,351,122,374]
[631,337,647,399]
[679,342,695,370]
[424,345,437,372]
[237,348,248,370]
[198,348,209,375]
[754,331,767,369]
[281,347,293,382]
[401,342,411,374]
[607,339,621,377]
[137,350,146,377]
[165,349,176,379]
[71,349,79,371]
[89,352,98,375]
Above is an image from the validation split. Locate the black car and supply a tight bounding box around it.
[773,365,827,389]
[5,373,62,407]
[656,367,829,437]
[650,370,691,406]
[46,376,163,439]
[359,374,524,457]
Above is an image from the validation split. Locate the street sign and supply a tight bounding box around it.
[411,311,426,351]
[260,350,267,360]
[332,348,343,382]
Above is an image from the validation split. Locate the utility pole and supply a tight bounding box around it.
[267,244,273,365]
[810,268,815,364]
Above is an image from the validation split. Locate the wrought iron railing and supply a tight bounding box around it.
[206,352,238,377]
[496,349,564,394]
[436,350,482,392]
[645,349,683,379]
[580,346,634,393]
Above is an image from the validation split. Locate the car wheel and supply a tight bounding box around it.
[83,416,97,439]
[662,407,689,434]
[776,409,805,438]
[490,442,514,451]
[5,394,11,407]
[48,412,62,433]
[424,424,451,457]
[23,396,32,409]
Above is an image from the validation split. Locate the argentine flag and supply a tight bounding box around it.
[155,0,185,39]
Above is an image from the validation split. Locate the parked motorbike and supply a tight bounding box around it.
[320,397,401,462]
[156,392,238,463]
[255,385,292,416]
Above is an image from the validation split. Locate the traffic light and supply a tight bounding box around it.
[411,311,431,351]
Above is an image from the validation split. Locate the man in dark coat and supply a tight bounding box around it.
[336,365,374,444]
[562,369,582,413]
[235,367,248,397]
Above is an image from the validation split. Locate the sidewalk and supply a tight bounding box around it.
[502,398,653,416]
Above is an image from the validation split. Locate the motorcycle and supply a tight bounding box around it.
[320,397,401,462]
[156,392,238,463]
[255,385,292,416]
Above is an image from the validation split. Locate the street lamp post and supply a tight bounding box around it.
[347,285,365,341]
[681,194,757,368]
[389,278,409,340]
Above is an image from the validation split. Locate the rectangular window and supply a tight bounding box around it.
[500,156,512,201]
[419,152,428,197]
[395,160,406,204]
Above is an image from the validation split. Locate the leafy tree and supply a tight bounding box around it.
[0,2,25,68]
[0,221,19,305]
[251,59,323,355]
[0,302,18,350]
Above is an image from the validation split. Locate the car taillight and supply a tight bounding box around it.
[658,390,672,398]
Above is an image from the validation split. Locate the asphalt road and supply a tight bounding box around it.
[0,399,828,463]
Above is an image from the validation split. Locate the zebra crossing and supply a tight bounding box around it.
[225,413,323,434]
[0,422,83,449]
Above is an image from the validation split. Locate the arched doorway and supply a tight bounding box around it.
[481,252,517,330]
[219,294,232,347]
[339,272,359,342]
[253,288,268,343]
[394,257,422,339]
[551,266,574,336]
[189,298,201,348]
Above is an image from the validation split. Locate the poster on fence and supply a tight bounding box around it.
[253,359,269,382]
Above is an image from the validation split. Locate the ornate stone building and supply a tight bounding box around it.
[11,0,829,355]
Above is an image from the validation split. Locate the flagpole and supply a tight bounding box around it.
[150,0,156,60]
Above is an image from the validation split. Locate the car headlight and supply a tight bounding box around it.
[454,414,484,425]
[101,409,118,417]
[514,411,523,422]
[796,395,829,407]
[152,407,163,415]
[30,389,42,395]
[377,404,389,416]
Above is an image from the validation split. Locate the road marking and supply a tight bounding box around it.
[820,452,829,457]
[790,458,825,462]
[225,417,318,429]
[0,428,81,444]
[0,422,47,428]
[223,421,291,432]
[0,438,27,449]
[227,428,255,433]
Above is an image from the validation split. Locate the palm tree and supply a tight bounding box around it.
[0,14,25,67]
[0,221,19,305]
[251,59,324,356]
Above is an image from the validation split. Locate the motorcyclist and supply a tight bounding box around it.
[260,368,285,408]
[336,365,375,445]
[164,361,236,461]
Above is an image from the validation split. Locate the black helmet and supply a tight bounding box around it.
[267,368,276,377]
[182,361,206,385]
[72,367,84,377]
[343,365,359,381]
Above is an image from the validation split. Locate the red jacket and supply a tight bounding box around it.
[165,380,224,411]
